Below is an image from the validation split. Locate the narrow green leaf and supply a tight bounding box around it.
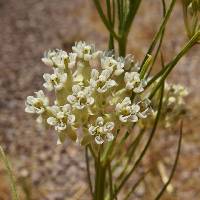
[140,54,152,79]
[114,81,165,197]
[140,0,176,72]
[123,170,150,200]
[108,162,114,199]
[85,146,93,197]
[154,121,183,200]
[0,146,19,200]
[92,0,120,40]
[148,31,200,99]
[147,0,166,77]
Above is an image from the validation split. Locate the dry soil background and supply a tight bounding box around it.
[0,0,200,199]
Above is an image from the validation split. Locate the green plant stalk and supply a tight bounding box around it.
[124,0,142,34]
[108,162,114,200]
[106,0,115,50]
[85,146,93,197]
[146,30,200,90]
[116,128,145,182]
[118,0,142,56]
[94,163,107,200]
[118,35,127,57]
[92,0,120,40]
[123,170,150,200]
[114,81,165,197]
[0,146,19,200]
[147,0,166,77]
[140,54,152,79]
[148,31,200,99]
[154,121,183,200]
[139,0,176,72]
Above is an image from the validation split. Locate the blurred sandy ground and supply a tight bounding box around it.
[0,0,199,199]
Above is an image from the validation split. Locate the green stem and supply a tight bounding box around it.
[118,36,127,57]
[148,31,200,99]
[140,0,176,72]
[85,146,93,197]
[108,162,114,200]
[94,147,107,200]
[154,121,183,200]
[114,82,164,197]
[92,0,120,40]
[106,0,115,50]
[0,146,19,200]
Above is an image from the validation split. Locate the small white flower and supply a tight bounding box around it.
[114,57,125,76]
[47,104,75,132]
[25,90,49,114]
[42,49,69,69]
[136,98,152,119]
[116,97,140,123]
[88,117,115,144]
[101,56,125,76]
[90,68,117,93]
[67,85,94,109]
[43,68,67,91]
[101,56,117,70]
[68,53,77,69]
[124,72,145,93]
[41,50,56,67]
[72,41,94,61]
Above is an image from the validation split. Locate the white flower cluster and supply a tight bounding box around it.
[149,83,188,128]
[25,42,152,145]
[162,83,188,128]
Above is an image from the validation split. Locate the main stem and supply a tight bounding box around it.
[94,162,107,200]
[118,35,127,57]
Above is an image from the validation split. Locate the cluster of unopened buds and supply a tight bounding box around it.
[25,42,152,145]
[148,82,189,128]
[160,83,188,128]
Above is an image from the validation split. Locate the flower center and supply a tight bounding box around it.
[97,80,105,88]
[34,100,43,109]
[79,97,87,105]
[121,107,131,116]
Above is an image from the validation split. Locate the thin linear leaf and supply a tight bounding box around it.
[146,30,200,92]
[124,170,151,200]
[147,0,166,77]
[85,146,93,197]
[108,162,114,199]
[140,0,176,72]
[114,82,165,197]
[0,146,19,200]
[116,128,145,182]
[92,0,120,40]
[154,121,183,200]
[148,31,200,99]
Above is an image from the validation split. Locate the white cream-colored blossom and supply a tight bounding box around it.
[116,97,140,123]
[26,41,154,145]
[88,117,115,144]
[116,97,151,123]
[136,98,152,119]
[124,72,146,93]
[43,68,67,91]
[90,68,117,93]
[159,83,188,128]
[67,85,94,109]
[68,53,77,69]
[25,90,49,114]
[47,104,75,132]
[100,55,125,76]
[42,49,69,68]
[72,41,94,61]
